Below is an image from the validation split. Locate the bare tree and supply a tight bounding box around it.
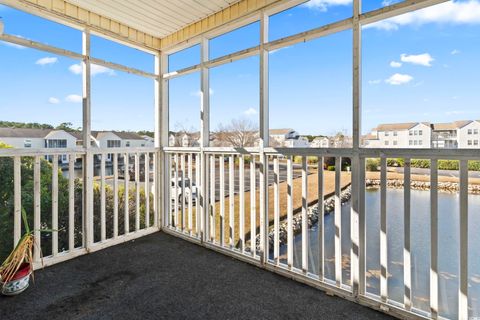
[214,118,259,147]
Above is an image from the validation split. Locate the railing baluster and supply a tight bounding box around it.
[181,153,186,231]
[174,154,179,229]
[317,156,324,281]
[219,154,225,246]
[13,156,21,246]
[359,157,366,295]
[274,156,280,264]
[68,154,75,250]
[145,153,150,228]
[239,154,245,253]
[229,155,235,248]
[188,153,193,233]
[113,153,119,238]
[335,156,342,286]
[52,155,59,255]
[195,153,200,235]
[302,156,308,273]
[124,153,130,234]
[287,155,293,269]
[135,153,140,232]
[404,158,411,310]
[34,156,41,263]
[430,158,439,318]
[250,156,256,257]
[101,154,106,241]
[380,157,388,302]
[210,154,216,242]
[459,159,468,320]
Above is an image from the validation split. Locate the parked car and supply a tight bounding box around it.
[171,177,197,204]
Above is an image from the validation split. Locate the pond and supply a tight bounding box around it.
[278,188,480,319]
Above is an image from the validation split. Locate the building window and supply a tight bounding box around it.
[107,140,121,148]
[468,140,472,146]
[393,140,397,146]
[24,139,32,148]
[409,140,412,145]
[475,140,479,146]
[475,129,479,135]
[468,129,473,135]
[393,131,397,136]
[414,140,417,145]
[414,130,418,136]
[126,141,131,147]
[384,141,389,146]
[419,140,423,145]
[385,131,389,137]
[419,130,423,136]
[45,139,67,148]
[409,130,413,136]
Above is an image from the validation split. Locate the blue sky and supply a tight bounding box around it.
[1,1,480,135]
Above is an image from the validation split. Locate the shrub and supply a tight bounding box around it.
[327,165,335,171]
[366,158,380,172]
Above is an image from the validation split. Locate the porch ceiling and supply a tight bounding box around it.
[64,0,241,38]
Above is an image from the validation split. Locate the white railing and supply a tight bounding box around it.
[162,146,475,320]
[0,147,160,269]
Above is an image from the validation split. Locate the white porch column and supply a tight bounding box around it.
[200,36,210,243]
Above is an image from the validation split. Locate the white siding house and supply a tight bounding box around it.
[310,137,330,148]
[364,122,431,148]
[457,120,480,148]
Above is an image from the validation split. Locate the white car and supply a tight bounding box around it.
[171,177,197,204]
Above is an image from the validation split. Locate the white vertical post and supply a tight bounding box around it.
[195,154,200,235]
[404,158,412,310]
[210,154,216,241]
[13,156,21,246]
[352,0,362,297]
[274,157,280,264]
[145,152,150,228]
[52,155,59,255]
[459,160,468,320]
[287,156,294,269]
[124,154,130,234]
[68,154,75,250]
[317,156,324,280]
[359,157,366,295]
[100,154,106,241]
[335,157,342,286]
[229,155,235,248]
[259,11,269,265]
[113,153,119,238]
[239,154,245,253]
[430,158,439,318]
[188,153,193,234]
[219,154,225,245]
[82,29,94,250]
[135,153,140,232]
[200,36,210,243]
[181,153,186,231]
[33,156,41,263]
[380,157,388,302]
[250,156,256,257]
[174,154,179,228]
[301,156,309,273]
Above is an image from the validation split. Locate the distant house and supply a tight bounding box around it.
[269,129,299,146]
[456,120,480,149]
[364,122,431,148]
[92,131,154,161]
[0,128,78,163]
[310,136,330,148]
[169,132,200,147]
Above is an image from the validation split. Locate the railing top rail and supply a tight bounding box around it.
[163,147,201,153]
[359,148,480,160]
[0,148,86,157]
[92,147,159,155]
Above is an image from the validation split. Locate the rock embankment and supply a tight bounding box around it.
[365,179,480,194]
[255,186,352,251]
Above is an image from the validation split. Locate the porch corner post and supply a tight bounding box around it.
[351,0,364,299]
[259,11,270,266]
[82,29,94,251]
[200,36,210,244]
[155,52,168,230]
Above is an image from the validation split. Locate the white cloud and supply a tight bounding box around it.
[36,57,58,66]
[368,79,382,85]
[385,73,413,85]
[244,107,258,116]
[366,0,480,30]
[65,94,82,103]
[303,0,352,11]
[446,110,465,115]
[400,53,434,67]
[451,49,461,55]
[390,61,402,68]
[68,63,115,76]
[48,97,60,104]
